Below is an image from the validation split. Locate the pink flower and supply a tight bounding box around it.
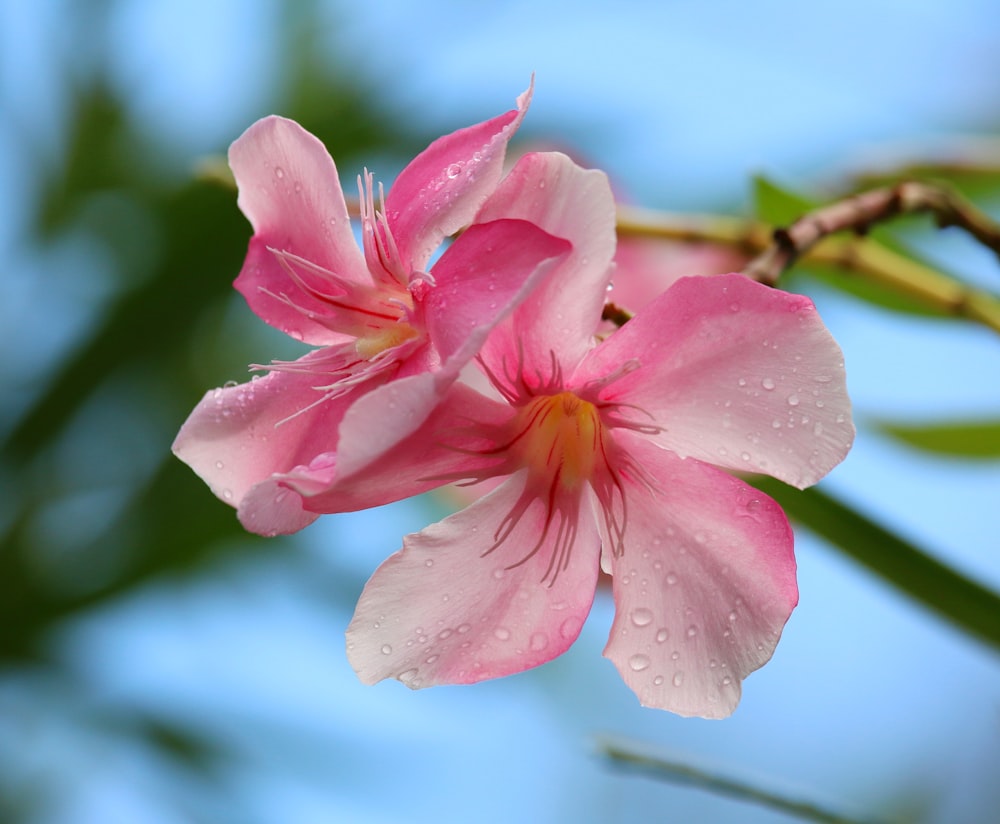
[172,86,572,535]
[337,157,853,716]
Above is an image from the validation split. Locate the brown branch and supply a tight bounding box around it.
[742,180,1000,286]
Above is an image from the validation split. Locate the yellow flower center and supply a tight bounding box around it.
[515,392,603,490]
[355,322,420,359]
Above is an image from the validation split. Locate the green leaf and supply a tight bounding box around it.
[599,736,885,824]
[752,175,816,226]
[753,479,1000,651]
[875,418,1000,458]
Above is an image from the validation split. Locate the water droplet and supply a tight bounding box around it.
[560,617,583,639]
[424,559,434,567]
[787,394,800,407]
[686,625,698,638]
[446,163,462,179]
[665,572,678,586]
[425,654,439,664]
[457,623,471,634]
[737,377,747,387]
[813,422,824,436]
[672,672,685,687]
[761,377,775,390]
[492,568,504,579]
[437,628,453,640]
[722,675,732,686]
[653,675,664,686]
[494,627,511,641]
[380,644,392,655]
[629,654,651,671]
[630,607,654,627]
[274,166,284,179]
[740,451,751,462]
[529,632,548,651]
[655,628,670,643]
[398,668,419,685]
[215,460,224,470]
[222,489,233,500]
[670,651,680,661]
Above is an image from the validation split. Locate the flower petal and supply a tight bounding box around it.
[423,217,570,364]
[603,436,796,718]
[476,152,617,379]
[303,381,512,513]
[386,83,533,273]
[229,116,368,344]
[171,352,354,510]
[346,472,600,688]
[606,238,747,324]
[581,274,854,488]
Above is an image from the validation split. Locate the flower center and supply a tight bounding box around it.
[355,322,420,360]
[515,392,603,490]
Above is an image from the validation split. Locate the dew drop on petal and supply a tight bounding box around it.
[222,489,233,500]
[686,625,698,638]
[494,627,511,641]
[672,672,685,687]
[380,644,392,655]
[560,617,583,639]
[787,393,801,407]
[446,163,462,179]
[630,607,654,627]
[629,654,651,672]
[665,573,679,586]
[761,377,775,390]
[656,628,670,643]
[529,632,548,651]
[274,166,284,179]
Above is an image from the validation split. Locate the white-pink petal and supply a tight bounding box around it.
[603,436,796,718]
[346,471,600,688]
[582,274,854,489]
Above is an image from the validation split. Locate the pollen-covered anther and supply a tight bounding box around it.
[515,392,605,490]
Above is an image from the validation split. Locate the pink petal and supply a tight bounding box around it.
[423,218,570,364]
[346,472,600,688]
[303,382,513,513]
[581,274,854,488]
[229,116,368,344]
[476,152,617,379]
[236,454,335,535]
[603,436,796,718]
[607,238,747,319]
[171,353,354,509]
[386,84,533,273]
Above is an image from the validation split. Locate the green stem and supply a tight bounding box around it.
[599,737,887,824]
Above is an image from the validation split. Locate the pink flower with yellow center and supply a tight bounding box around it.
[322,155,855,717]
[172,86,572,535]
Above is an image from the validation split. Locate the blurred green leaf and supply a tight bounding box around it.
[752,175,817,226]
[875,418,1000,459]
[754,479,1000,651]
[600,736,886,824]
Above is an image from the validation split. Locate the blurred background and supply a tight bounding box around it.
[1,1,999,822]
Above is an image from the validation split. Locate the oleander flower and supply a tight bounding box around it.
[172,86,571,535]
[333,154,853,714]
